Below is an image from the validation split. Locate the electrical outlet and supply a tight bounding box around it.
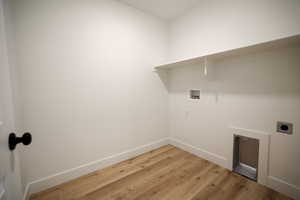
[277,122,293,135]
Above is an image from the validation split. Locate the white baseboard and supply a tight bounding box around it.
[268,176,300,200]
[22,137,299,200]
[0,184,5,200]
[22,184,30,200]
[169,138,229,169]
[169,138,299,199]
[23,138,169,199]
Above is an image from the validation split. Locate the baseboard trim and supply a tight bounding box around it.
[169,138,228,169]
[22,137,299,200]
[24,138,169,199]
[268,176,300,200]
[169,138,299,199]
[22,184,30,200]
[0,184,4,200]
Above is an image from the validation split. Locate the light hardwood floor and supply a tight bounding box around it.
[30,145,292,200]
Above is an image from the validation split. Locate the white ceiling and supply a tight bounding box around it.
[118,0,200,21]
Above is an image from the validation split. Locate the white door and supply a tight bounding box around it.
[0,0,23,199]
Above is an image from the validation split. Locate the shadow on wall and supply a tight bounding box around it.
[155,69,169,91]
[157,45,300,96]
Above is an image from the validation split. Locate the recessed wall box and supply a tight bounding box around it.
[233,135,259,181]
[190,90,200,99]
[277,122,293,135]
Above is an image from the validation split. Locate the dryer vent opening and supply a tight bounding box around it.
[233,135,259,181]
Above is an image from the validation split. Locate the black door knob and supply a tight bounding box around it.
[9,132,32,151]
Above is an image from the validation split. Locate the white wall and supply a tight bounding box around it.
[12,0,169,188]
[168,45,300,196]
[9,0,300,198]
[169,0,300,61]
[168,1,300,198]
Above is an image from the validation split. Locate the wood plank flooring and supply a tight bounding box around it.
[30,145,292,200]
